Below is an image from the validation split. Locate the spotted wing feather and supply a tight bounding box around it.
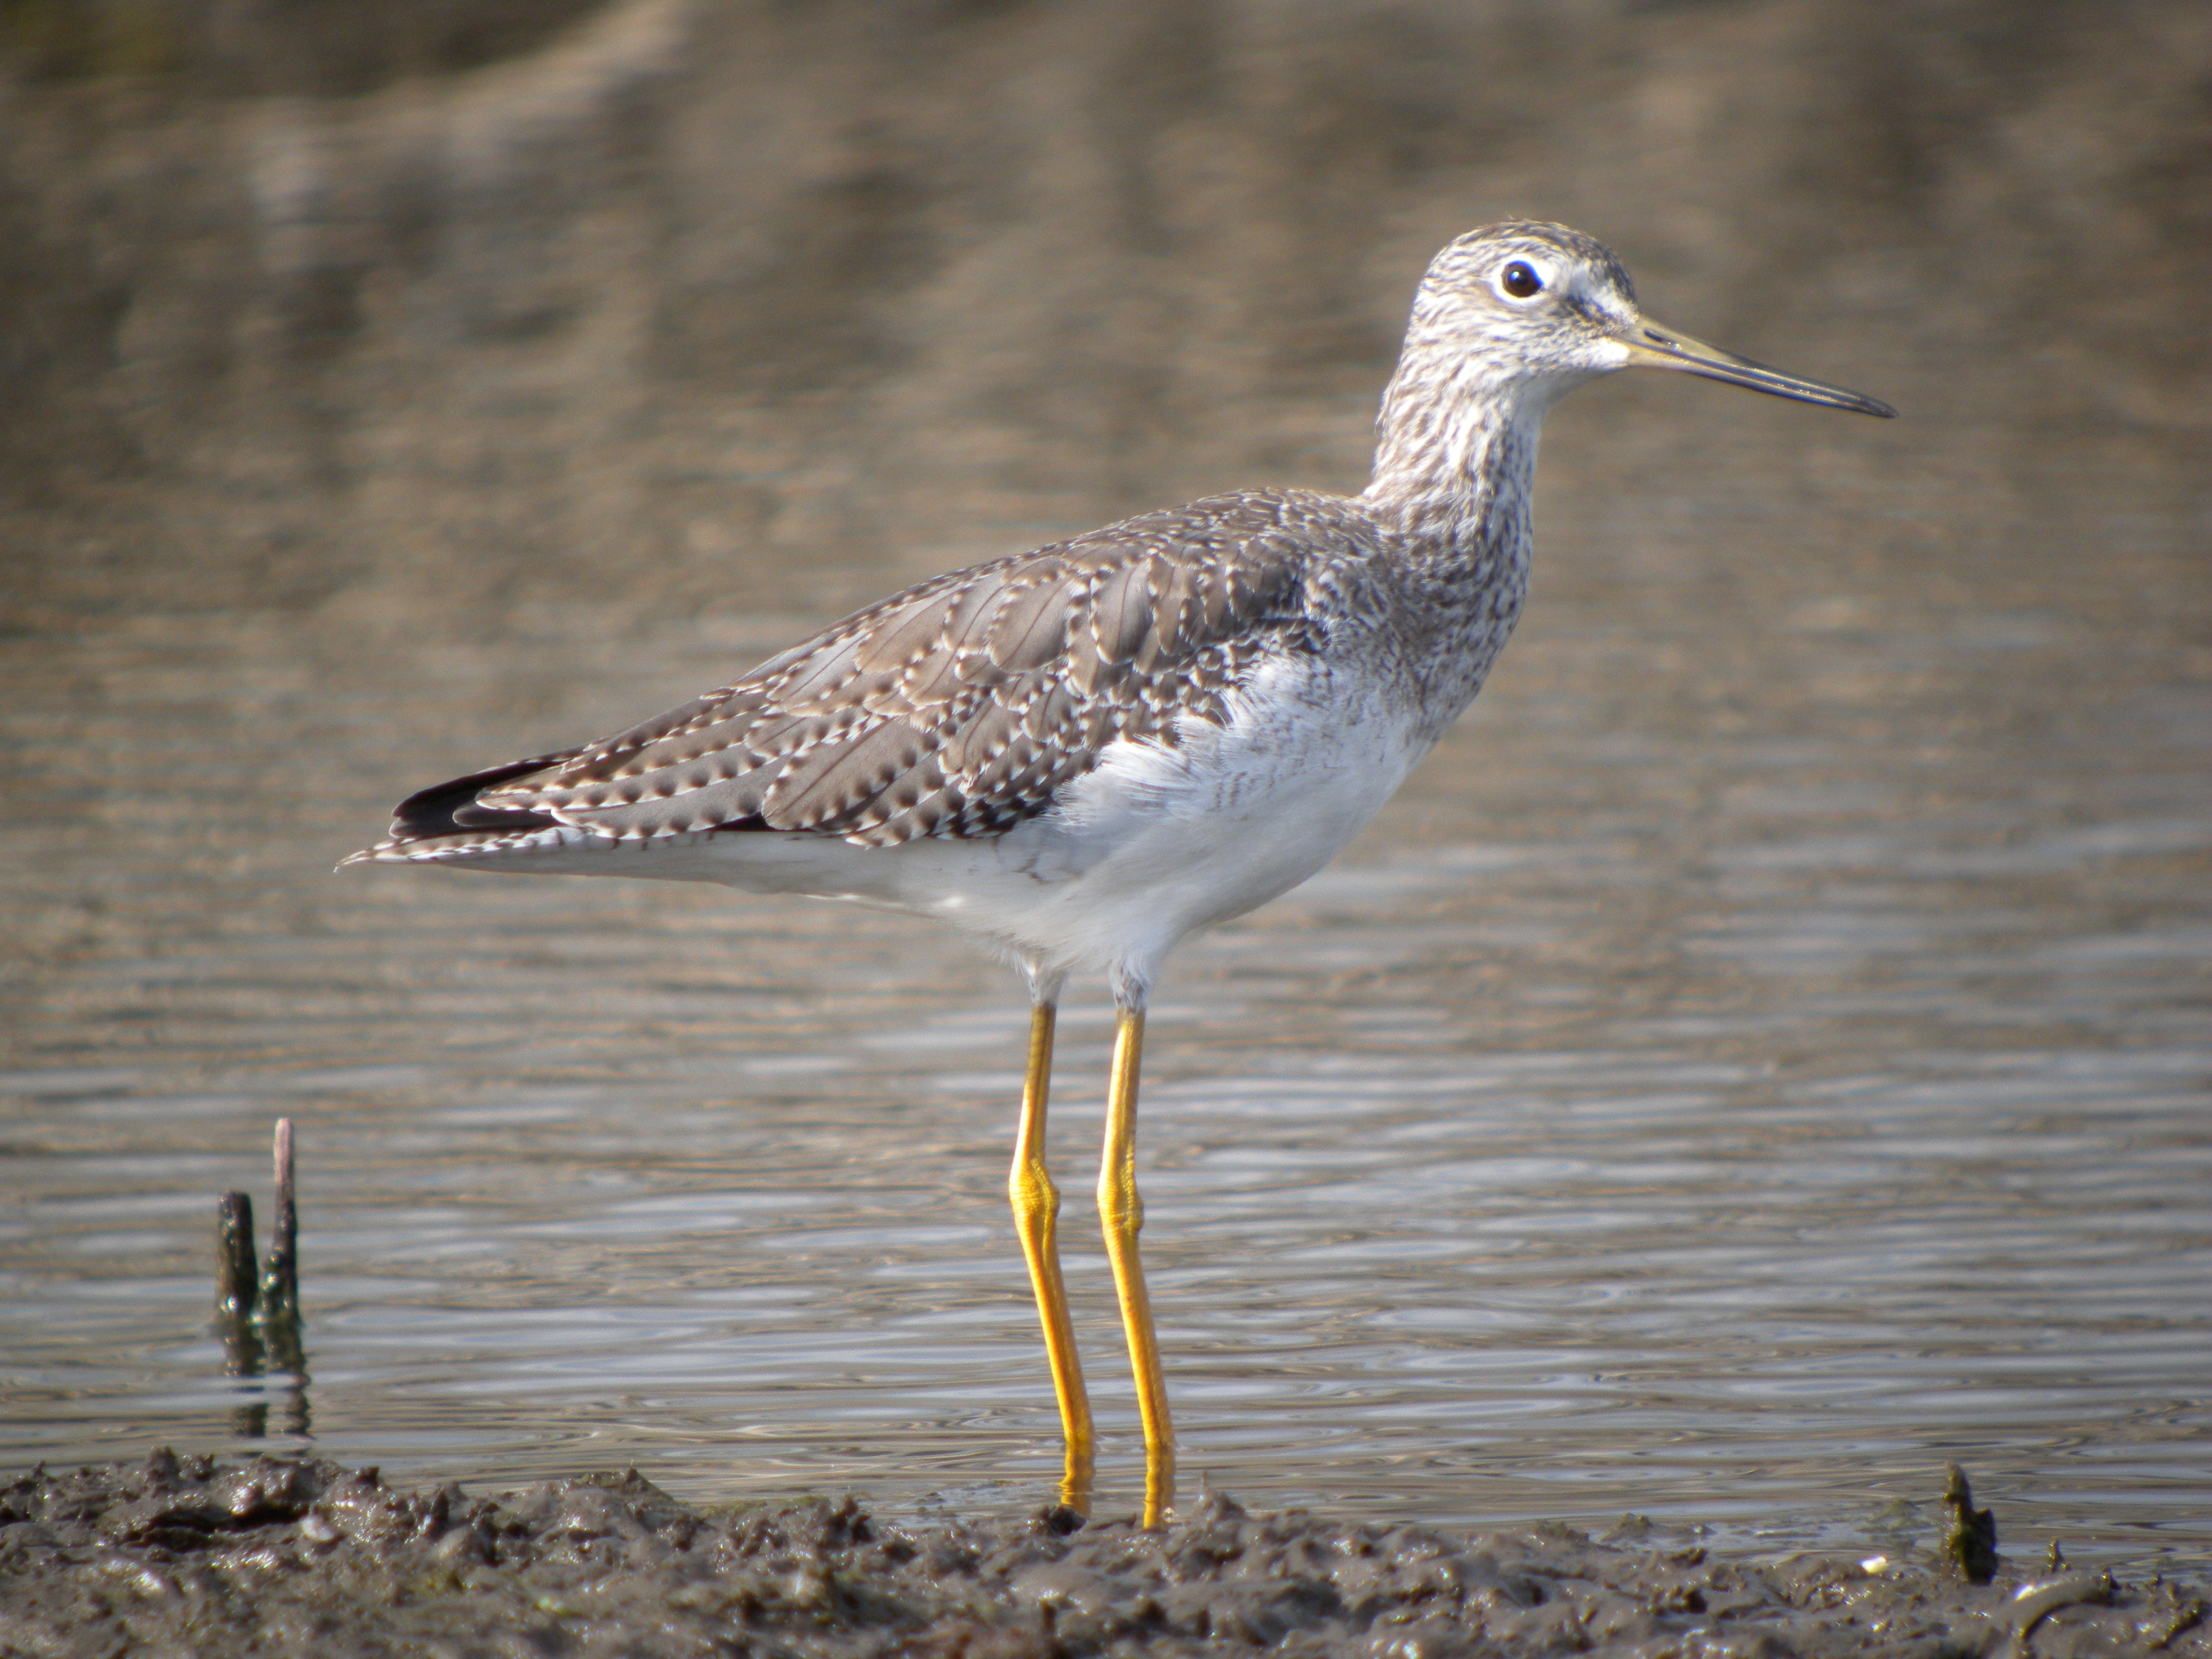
[368,491,1352,855]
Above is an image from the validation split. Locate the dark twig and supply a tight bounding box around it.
[211,1122,311,1435]
[259,1118,299,1323]
[215,1191,259,1323]
[257,1118,306,1378]
[214,1190,267,1431]
[1940,1462,1999,1585]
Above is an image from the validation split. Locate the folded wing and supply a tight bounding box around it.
[359,492,1343,858]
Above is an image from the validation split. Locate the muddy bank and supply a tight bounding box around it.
[3,1455,2203,1657]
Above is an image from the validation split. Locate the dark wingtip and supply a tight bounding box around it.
[381,750,580,843]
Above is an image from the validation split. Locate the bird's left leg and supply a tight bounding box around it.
[1098,999,1174,1525]
[1009,998,1093,1513]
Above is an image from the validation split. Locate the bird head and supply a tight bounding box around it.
[1405,221,1894,419]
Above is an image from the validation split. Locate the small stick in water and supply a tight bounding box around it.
[259,1118,298,1322]
[211,1123,308,1423]
[215,1191,258,1322]
[215,1189,267,1404]
[257,1118,306,1378]
[1940,1463,1999,1585]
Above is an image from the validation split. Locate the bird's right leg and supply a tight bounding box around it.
[1009,999,1093,1513]
[1099,1001,1174,1527]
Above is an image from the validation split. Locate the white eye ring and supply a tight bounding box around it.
[1497,260,1546,301]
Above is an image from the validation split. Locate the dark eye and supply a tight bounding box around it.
[1499,261,1544,299]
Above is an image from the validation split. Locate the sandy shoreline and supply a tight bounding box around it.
[3,1453,2203,1657]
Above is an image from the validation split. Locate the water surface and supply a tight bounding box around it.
[5,435,2208,1574]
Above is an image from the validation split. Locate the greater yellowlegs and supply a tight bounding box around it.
[346,221,1892,1524]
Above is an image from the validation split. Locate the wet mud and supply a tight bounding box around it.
[4,1454,2204,1658]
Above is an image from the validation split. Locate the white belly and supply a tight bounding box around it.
[437,655,1432,998]
[998,669,1423,987]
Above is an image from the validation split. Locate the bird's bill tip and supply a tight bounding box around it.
[1623,321,1896,418]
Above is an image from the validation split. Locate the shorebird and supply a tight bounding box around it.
[347,221,1892,1524]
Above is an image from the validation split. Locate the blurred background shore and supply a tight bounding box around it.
[5,0,2206,631]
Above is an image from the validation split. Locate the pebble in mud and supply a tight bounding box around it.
[1,1453,2206,1658]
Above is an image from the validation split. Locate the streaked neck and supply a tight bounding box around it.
[1361,355,1547,570]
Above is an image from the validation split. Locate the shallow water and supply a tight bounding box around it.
[5,428,2209,1575]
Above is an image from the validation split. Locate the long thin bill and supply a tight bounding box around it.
[1625,321,1895,418]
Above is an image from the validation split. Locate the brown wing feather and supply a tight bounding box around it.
[385,490,1357,851]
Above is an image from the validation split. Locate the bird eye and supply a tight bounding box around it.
[1499,261,1544,300]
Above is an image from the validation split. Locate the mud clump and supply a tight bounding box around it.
[3,1454,2206,1657]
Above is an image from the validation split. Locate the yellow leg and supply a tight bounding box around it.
[1008,1001,1093,1514]
[1098,1005,1174,1526]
